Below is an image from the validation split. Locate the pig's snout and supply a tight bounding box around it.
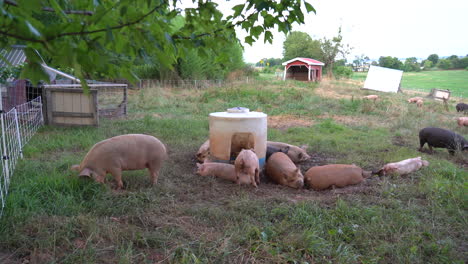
[295,179,304,189]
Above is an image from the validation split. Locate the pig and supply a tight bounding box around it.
[267,141,310,163]
[266,145,290,161]
[363,95,379,101]
[456,103,468,113]
[377,157,429,176]
[234,149,260,187]
[196,162,237,183]
[416,99,423,108]
[304,164,372,191]
[408,97,423,103]
[265,152,304,189]
[196,139,210,163]
[419,127,468,155]
[457,117,468,127]
[70,134,167,189]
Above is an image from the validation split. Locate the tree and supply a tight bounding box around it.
[319,27,351,78]
[427,54,439,65]
[403,57,420,72]
[282,31,322,61]
[423,60,433,70]
[0,0,316,86]
[352,54,369,71]
[437,59,452,70]
[378,56,403,70]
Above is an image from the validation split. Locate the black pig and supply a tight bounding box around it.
[266,146,290,161]
[419,127,468,155]
[456,103,468,113]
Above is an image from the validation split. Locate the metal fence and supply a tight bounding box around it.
[0,96,43,217]
[137,78,256,89]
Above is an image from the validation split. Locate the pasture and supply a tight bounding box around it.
[0,77,466,263]
[352,70,468,98]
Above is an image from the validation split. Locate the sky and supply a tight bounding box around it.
[199,0,468,63]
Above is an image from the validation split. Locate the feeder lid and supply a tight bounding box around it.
[227,107,249,113]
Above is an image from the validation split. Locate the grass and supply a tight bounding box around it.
[352,70,468,98]
[0,76,466,263]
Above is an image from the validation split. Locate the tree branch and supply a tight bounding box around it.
[46,2,166,41]
[4,0,94,16]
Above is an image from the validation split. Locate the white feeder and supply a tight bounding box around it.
[209,107,267,168]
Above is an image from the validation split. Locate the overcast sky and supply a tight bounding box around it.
[207,0,468,63]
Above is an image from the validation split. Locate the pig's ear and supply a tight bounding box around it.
[250,148,256,153]
[294,168,300,174]
[79,168,92,177]
[283,146,290,153]
[70,165,80,171]
[422,160,429,167]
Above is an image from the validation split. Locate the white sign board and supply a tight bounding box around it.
[363,65,403,93]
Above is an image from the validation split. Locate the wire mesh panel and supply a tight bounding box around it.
[0,97,43,217]
[15,96,44,147]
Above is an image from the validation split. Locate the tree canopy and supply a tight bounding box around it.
[0,0,316,85]
[282,31,322,61]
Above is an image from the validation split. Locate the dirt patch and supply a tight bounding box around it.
[392,135,411,147]
[268,115,314,130]
[317,114,363,126]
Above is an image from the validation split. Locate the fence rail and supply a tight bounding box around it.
[0,96,43,217]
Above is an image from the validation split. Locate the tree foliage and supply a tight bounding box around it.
[427,54,439,65]
[319,27,351,78]
[378,56,403,70]
[282,31,322,61]
[403,57,420,72]
[0,0,315,85]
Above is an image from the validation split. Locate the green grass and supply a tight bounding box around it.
[352,70,468,98]
[0,78,466,263]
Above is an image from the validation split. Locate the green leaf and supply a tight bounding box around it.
[304,2,316,13]
[232,4,244,17]
[264,30,273,44]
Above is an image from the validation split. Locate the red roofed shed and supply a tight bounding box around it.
[282,57,324,82]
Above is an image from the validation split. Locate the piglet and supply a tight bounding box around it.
[408,97,423,103]
[265,152,304,189]
[304,164,372,191]
[416,99,423,108]
[70,134,167,189]
[267,141,310,163]
[457,117,468,127]
[377,157,429,176]
[196,162,236,182]
[196,139,210,163]
[234,149,260,187]
[363,95,379,101]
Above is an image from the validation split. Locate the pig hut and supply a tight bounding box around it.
[282,57,324,82]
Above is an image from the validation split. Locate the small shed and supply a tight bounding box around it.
[282,57,324,82]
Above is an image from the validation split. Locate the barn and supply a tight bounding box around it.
[282,57,324,82]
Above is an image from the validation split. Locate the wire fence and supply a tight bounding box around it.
[0,96,43,217]
[136,78,257,89]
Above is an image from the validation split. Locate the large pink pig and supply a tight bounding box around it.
[305,164,372,191]
[71,134,167,189]
[196,162,237,182]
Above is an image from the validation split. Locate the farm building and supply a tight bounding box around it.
[0,46,128,126]
[282,57,324,82]
[0,45,80,112]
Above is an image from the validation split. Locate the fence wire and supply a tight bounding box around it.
[0,96,43,217]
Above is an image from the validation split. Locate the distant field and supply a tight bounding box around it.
[352,70,468,98]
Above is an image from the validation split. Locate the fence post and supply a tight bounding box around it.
[0,111,10,191]
[13,108,23,159]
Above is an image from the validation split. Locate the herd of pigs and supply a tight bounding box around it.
[70,101,467,191]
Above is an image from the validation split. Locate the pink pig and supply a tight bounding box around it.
[234,149,260,187]
[71,134,167,189]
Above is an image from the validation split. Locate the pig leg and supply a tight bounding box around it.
[148,161,162,185]
[109,168,124,189]
[255,168,260,185]
[419,138,426,152]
